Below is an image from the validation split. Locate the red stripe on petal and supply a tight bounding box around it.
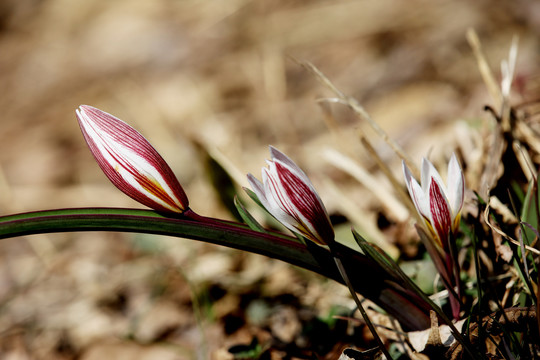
[429,179,452,249]
[77,106,189,213]
[275,162,334,245]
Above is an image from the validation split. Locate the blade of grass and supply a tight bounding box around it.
[518,228,530,281]
[475,192,527,355]
[519,176,539,275]
[470,222,486,355]
[507,190,537,304]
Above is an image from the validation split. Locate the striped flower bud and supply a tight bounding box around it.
[76,105,188,213]
[247,146,334,245]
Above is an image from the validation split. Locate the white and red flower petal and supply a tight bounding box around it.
[248,146,334,245]
[403,154,465,247]
[428,178,453,246]
[76,105,189,213]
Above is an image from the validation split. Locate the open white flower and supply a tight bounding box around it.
[247,146,334,245]
[403,154,464,248]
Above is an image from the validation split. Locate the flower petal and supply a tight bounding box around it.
[403,162,430,219]
[404,155,466,251]
[269,146,311,185]
[446,153,465,219]
[273,161,334,244]
[247,173,265,200]
[248,147,334,245]
[421,158,446,195]
[76,105,189,213]
[261,167,302,235]
[428,178,452,246]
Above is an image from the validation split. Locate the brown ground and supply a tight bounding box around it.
[0,0,538,359]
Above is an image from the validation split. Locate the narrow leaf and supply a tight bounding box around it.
[244,187,265,211]
[234,196,266,233]
[0,207,432,331]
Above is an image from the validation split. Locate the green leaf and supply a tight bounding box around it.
[520,179,537,246]
[244,187,263,209]
[351,229,395,275]
[233,196,266,233]
[0,207,432,331]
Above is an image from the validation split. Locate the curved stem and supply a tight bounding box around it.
[0,207,431,330]
[0,207,311,268]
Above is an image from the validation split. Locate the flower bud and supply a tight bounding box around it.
[76,105,188,213]
[248,146,334,245]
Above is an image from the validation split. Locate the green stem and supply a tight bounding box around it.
[0,207,431,330]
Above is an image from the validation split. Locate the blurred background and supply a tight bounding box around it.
[0,0,538,359]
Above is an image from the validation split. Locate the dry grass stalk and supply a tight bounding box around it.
[295,59,428,241]
[323,148,409,222]
[322,178,399,258]
[484,197,540,256]
[357,134,420,222]
[295,59,419,178]
[466,28,503,113]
